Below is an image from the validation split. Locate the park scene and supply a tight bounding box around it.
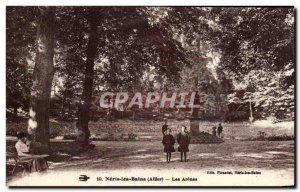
[6,7,294,186]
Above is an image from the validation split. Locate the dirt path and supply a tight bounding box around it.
[8,139,294,186]
[48,139,294,171]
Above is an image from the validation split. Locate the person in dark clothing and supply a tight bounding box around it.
[162,119,168,136]
[162,128,175,162]
[217,123,223,137]
[212,127,217,136]
[177,126,191,162]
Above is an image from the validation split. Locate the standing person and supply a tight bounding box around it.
[177,126,191,162]
[162,119,168,136]
[162,128,175,162]
[217,123,223,137]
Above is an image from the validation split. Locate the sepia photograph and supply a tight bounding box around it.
[5,6,295,187]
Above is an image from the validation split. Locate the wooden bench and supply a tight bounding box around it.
[6,146,33,176]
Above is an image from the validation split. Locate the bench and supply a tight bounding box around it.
[6,146,33,176]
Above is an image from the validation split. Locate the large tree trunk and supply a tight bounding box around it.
[249,101,254,122]
[13,106,18,121]
[190,91,200,135]
[77,13,98,147]
[28,7,55,153]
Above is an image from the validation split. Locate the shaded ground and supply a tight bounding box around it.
[7,138,295,186]
[6,120,294,185]
[46,139,294,171]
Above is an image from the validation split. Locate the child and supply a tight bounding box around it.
[217,123,223,137]
[162,128,175,162]
[177,126,191,162]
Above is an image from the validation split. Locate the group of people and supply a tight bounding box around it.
[212,123,223,138]
[161,122,225,162]
[14,121,224,173]
[162,122,191,162]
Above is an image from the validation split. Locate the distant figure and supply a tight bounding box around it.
[162,128,175,162]
[15,132,48,172]
[162,119,168,136]
[212,127,217,136]
[177,126,191,162]
[217,123,223,137]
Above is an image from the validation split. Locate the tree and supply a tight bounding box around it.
[212,7,295,121]
[28,7,56,152]
[6,7,36,120]
[242,68,294,121]
[159,7,294,121]
[76,8,101,146]
[213,7,294,78]
[54,7,88,120]
[53,7,189,145]
[8,7,294,126]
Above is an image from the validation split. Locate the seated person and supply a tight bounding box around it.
[15,132,48,172]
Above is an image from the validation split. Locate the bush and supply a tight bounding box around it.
[6,121,77,138]
[225,111,248,121]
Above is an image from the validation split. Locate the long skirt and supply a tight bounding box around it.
[31,157,48,172]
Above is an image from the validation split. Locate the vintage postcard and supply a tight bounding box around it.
[6,6,295,187]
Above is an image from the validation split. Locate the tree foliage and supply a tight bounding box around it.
[6,7,36,117]
[6,7,295,122]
